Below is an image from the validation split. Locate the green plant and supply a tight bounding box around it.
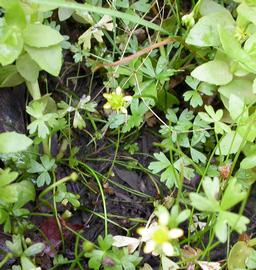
[0,0,64,100]
[83,235,142,270]
[0,235,45,270]
[190,176,249,242]
[27,155,56,187]
[58,95,97,129]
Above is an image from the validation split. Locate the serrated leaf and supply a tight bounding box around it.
[148,152,171,173]
[220,178,247,210]
[190,148,206,163]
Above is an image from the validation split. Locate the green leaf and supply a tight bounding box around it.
[240,154,256,169]
[246,250,256,269]
[176,209,191,224]
[149,152,171,173]
[223,211,249,234]
[200,0,228,16]
[219,26,256,73]
[0,65,24,87]
[183,90,203,108]
[40,155,55,171]
[148,152,178,188]
[27,160,45,174]
[191,60,233,85]
[185,76,200,89]
[122,99,147,133]
[228,94,245,121]
[190,147,206,163]
[24,243,45,256]
[237,3,256,25]
[21,256,37,270]
[215,214,228,242]
[198,112,213,123]
[25,44,62,76]
[228,241,254,270]
[0,168,18,188]
[16,53,40,83]
[186,12,235,47]
[0,23,23,65]
[203,176,219,201]
[218,79,256,106]
[73,111,85,129]
[237,112,256,142]
[216,131,244,155]
[58,7,74,21]
[0,183,19,203]
[0,0,26,28]
[23,24,64,48]
[98,235,113,251]
[37,171,51,187]
[13,180,35,209]
[0,132,33,154]
[190,193,219,212]
[5,234,23,256]
[220,178,247,210]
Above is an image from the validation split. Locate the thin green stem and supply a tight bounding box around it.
[26,80,41,100]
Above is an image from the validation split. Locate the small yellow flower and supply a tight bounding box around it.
[138,206,183,257]
[103,87,132,114]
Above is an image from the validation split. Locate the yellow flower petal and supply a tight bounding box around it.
[103,103,111,109]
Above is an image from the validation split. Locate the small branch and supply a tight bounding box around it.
[93,37,174,72]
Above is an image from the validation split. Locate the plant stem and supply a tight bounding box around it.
[0,253,13,268]
[26,80,41,100]
[39,173,77,201]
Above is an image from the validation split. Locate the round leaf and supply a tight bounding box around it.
[218,79,256,104]
[0,132,33,154]
[0,65,24,87]
[228,241,254,270]
[23,24,64,48]
[240,154,256,169]
[191,60,233,85]
[0,26,23,66]
[16,53,40,82]
[25,45,62,76]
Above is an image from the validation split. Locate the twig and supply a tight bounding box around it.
[93,37,174,72]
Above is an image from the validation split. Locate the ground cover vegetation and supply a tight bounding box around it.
[0,0,255,269]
